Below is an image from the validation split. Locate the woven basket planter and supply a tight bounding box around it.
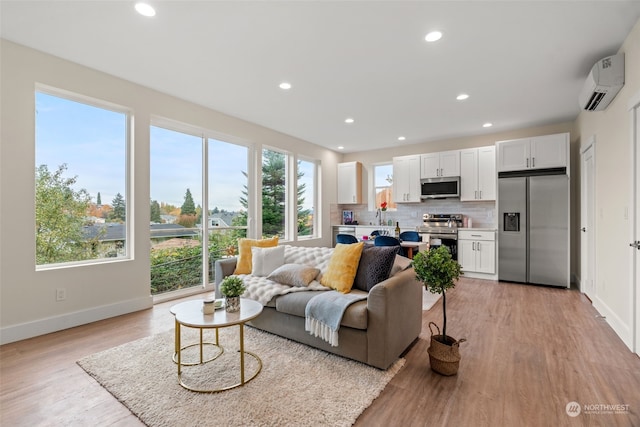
[427,322,466,376]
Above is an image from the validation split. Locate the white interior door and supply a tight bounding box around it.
[580,140,596,299]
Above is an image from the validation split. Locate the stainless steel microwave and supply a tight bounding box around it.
[420,176,460,199]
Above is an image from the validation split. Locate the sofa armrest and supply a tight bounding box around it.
[214,257,238,297]
[366,267,423,369]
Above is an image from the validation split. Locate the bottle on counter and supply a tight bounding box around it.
[395,222,401,239]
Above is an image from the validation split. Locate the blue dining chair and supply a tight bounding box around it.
[336,234,359,244]
[370,230,382,237]
[374,235,401,247]
[399,231,421,257]
[399,231,420,242]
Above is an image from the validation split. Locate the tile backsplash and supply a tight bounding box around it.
[332,200,496,229]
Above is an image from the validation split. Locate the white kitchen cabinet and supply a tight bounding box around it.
[458,230,495,274]
[530,133,568,169]
[337,161,362,204]
[420,150,460,178]
[392,155,421,203]
[497,133,568,172]
[460,146,496,201]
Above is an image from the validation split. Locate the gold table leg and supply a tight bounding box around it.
[177,322,262,393]
[172,325,223,366]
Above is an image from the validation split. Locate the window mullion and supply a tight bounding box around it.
[202,135,209,287]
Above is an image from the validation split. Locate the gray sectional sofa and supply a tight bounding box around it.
[214,245,423,369]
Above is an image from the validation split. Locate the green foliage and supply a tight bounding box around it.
[35,164,95,264]
[110,193,126,222]
[237,155,311,237]
[261,150,286,237]
[150,244,202,294]
[220,276,246,297]
[181,188,196,216]
[413,246,461,295]
[150,199,162,223]
[150,231,240,295]
[413,246,462,341]
[96,192,102,205]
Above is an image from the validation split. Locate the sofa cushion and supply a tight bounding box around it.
[267,263,320,287]
[353,245,399,292]
[390,254,413,276]
[251,245,285,276]
[320,242,364,293]
[275,290,368,330]
[234,236,279,274]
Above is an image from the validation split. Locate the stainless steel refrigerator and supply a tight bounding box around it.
[498,172,569,287]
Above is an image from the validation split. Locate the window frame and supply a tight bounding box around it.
[295,155,319,240]
[35,85,133,270]
[370,162,395,211]
[150,116,253,295]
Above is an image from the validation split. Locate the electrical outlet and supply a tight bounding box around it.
[56,288,66,301]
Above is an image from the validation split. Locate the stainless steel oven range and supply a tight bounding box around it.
[417,213,463,260]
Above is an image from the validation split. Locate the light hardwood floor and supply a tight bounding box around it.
[1,278,639,426]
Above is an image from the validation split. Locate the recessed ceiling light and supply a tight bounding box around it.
[483,122,493,128]
[397,136,406,141]
[344,118,354,124]
[135,2,156,17]
[279,82,292,90]
[456,93,469,100]
[338,146,345,150]
[425,31,442,42]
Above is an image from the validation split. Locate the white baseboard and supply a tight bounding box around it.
[461,271,498,281]
[592,295,633,351]
[0,296,153,345]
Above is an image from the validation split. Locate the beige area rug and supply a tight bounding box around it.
[78,326,404,427]
[423,287,442,311]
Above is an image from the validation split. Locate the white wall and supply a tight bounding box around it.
[574,18,640,349]
[0,40,340,344]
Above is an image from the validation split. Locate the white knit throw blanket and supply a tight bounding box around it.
[305,291,367,347]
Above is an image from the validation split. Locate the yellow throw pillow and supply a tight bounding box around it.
[320,242,365,293]
[234,236,279,274]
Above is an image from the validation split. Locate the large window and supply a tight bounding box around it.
[297,158,317,238]
[207,137,249,258]
[261,148,288,238]
[35,90,128,267]
[150,126,203,295]
[150,125,249,295]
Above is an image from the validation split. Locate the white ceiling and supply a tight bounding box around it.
[2,1,640,153]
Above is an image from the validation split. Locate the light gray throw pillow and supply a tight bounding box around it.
[267,263,321,287]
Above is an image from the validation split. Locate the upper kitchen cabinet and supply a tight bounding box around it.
[337,161,362,204]
[392,155,421,203]
[460,146,496,201]
[420,150,460,178]
[497,133,568,172]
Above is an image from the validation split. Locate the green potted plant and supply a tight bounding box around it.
[219,276,246,312]
[412,245,465,375]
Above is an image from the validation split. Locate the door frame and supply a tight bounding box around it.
[580,137,596,299]
[629,91,640,355]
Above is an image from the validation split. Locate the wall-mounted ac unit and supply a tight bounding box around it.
[578,53,624,111]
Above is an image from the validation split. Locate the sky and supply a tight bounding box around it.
[36,92,313,213]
